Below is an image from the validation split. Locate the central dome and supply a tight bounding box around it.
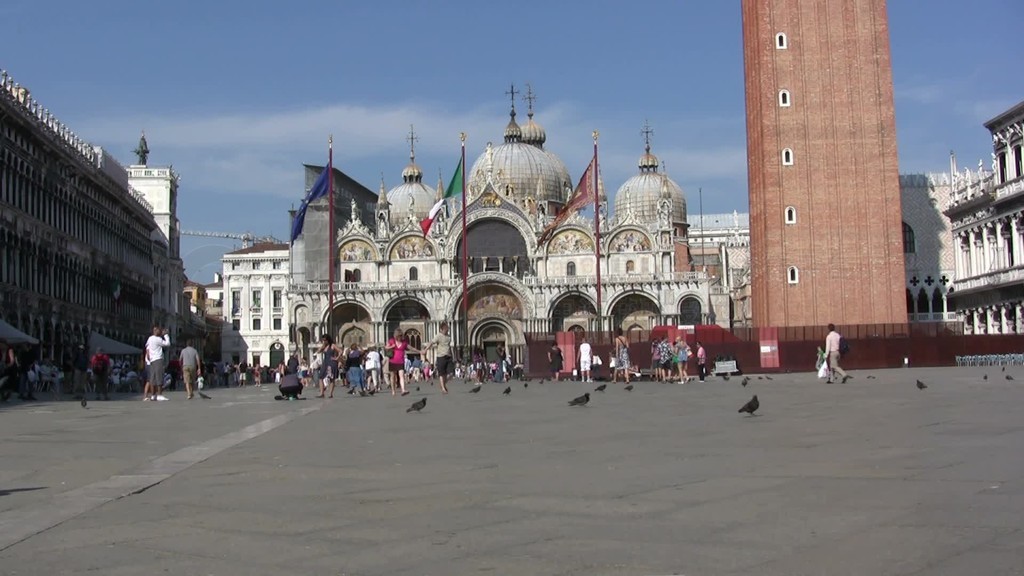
[468,105,572,205]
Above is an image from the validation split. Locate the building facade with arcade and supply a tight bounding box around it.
[288,104,727,366]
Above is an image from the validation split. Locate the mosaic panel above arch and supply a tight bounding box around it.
[390,235,435,260]
[339,240,375,262]
[467,285,523,320]
[548,230,594,255]
[609,230,651,252]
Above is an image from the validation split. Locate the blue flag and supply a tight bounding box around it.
[290,164,331,243]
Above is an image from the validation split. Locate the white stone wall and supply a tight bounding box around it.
[220,248,291,364]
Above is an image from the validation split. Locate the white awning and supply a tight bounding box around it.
[89,332,142,356]
[0,319,38,345]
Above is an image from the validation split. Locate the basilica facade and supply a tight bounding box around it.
[287,103,727,366]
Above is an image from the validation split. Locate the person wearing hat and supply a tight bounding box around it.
[72,344,90,401]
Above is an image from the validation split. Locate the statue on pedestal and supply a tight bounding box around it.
[134,131,149,165]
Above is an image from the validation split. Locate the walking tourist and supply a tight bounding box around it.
[422,322,453,394]
[364,346,382,393]
[89,347,112,401]
[179,340,201,400]
[547,342,563,381]
[675,337,692,383]
[385,329,418,396]
[72,344,89,400]
[316,334,343,398]
[824,323,852,384]
[695,340,707,382]
[613,328,631,385]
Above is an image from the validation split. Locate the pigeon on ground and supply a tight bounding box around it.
[568,393,590,406]
[199,392,212,400]
[766,376,773,381]
[524,382,528,388]
[757,376,763,380]
[416,386,420,392]
[867,375,877,380]
[983,374,988,381]
[406,397,427,413]
[624,384,634,391]
[80,397,87,408]
[502,386,511,395]
[1002,366,1006,372]
[723,374,731,381]
[1006,375,1014,381]
[916,380,927,390]
[594,384,607,392]
[741,377,750,387]
[738,395,759,415]
[469,386,481,393]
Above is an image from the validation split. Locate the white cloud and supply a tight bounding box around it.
[77,98,751,205]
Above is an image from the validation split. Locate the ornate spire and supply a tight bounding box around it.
[638,119,659,172]
[401,124,423,183]
[134,130,150,165]
[436,169,444,202]
[524,83,536,121]
[378,172,389,206]
[504,83,522,143]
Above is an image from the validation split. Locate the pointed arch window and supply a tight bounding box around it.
[784,206,797,224]
[779,89,791,107]
[782,148,794,166]
[902,222,916,254]
[566,261,576,277]
[776,33,788,49]
[787,266,799,284]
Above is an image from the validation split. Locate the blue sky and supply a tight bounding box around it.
[4,0,1022,283]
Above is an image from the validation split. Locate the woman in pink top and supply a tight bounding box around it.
[695,341,707,382]
[384,329,419,396]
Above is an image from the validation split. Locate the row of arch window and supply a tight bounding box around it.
[776,32,793,169]
[343,260,643,282]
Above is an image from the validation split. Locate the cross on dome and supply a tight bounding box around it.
[406,124,419,163]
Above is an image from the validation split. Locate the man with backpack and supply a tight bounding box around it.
[90,347,112,401]
[824,323,852,384]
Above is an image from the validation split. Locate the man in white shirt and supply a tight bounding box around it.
[823,323,850,384]
[144,325,171,401]
[578,337,593,383]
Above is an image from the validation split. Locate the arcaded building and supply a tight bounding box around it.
[945,101,1024,334]
[742,0,906,327]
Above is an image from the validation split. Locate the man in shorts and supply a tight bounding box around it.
[423,322,453,394]
[577,336,593,383]
[144,325,170,401]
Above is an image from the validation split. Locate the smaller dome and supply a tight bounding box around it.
[401,161,423,182]
[638,144,659,172]
[522,118,546,147]
[504,107,523,142]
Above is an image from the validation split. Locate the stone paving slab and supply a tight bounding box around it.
[1,367,1022,575]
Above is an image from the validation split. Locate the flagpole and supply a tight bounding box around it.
[459,132,469,361]
[592,130,603,341]
[327,135,335,341]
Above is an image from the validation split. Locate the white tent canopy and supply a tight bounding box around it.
[89,332,142,356]
[0,318,38,345]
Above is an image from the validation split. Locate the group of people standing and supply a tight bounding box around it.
[546,329,710,385]
[308,321,456,399]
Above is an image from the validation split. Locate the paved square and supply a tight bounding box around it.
[1,367,1022,575]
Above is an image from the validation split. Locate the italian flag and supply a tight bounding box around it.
[420,157,463,236]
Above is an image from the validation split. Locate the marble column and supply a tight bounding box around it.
[967,229,978,276]
[1014,218,1024,267]
[995,221,1006,268]
[1016,303,1024,334]
[1000,305,1010,334]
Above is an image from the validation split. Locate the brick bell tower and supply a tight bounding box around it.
[742,0,906,327]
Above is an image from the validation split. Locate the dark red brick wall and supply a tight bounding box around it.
[742,0,906,327]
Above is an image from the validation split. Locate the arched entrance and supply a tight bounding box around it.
[269,341,285,368]
[550,293,597,333]
[470,318,514,364]
[327,302,372,345]
[678,296,702,325]
[385,298,430,354]
[296,327,312,360]
[457,219,531,279]
[610,293,659,335]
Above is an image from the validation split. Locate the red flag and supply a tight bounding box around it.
[538,157,597,246]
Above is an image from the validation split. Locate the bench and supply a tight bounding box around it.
[713,360,740,375]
